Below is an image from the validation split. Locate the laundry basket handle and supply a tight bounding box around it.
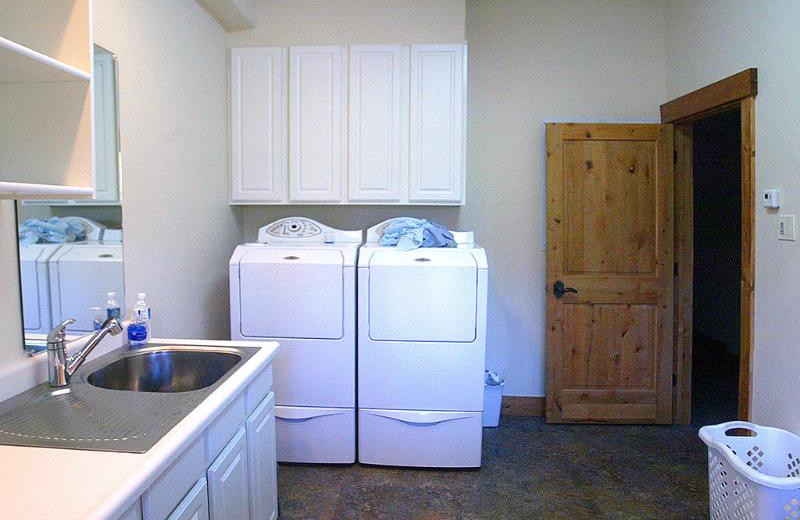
[699,421,758,445]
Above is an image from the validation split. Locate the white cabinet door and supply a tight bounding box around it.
[208,426,250,520]
[409,44,466,204]
[166,479,209,520]
[246,392,278,520]
[92,47,120,203]
[289,46,346,202]
[230,47,287,203]
[347,45,407,203]
[116,499,143,520]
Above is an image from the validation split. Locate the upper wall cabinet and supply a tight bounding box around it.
[230,47,287,203]
[0,0,95,200]
[348,45,407,203]
[289,45,346,202]
[409,44,466,203]
[229,42,466,206]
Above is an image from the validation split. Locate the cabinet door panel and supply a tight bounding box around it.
[409,44,465,204]
[92,48,120,203]
[231,47,287,203]
[348,45,407,202]
[208,426,250,520]
[166,478,209,520]
[289,46,346,202]
[246,392,278,520]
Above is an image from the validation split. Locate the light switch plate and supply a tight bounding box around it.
[778,215,796,241]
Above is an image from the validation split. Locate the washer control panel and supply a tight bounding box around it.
[266,218,322,238]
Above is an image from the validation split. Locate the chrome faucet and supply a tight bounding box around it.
[47,317,123,387]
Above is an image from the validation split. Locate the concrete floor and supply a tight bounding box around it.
[277,416,709,519]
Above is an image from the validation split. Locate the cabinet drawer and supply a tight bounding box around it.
[208,426,250,520]
[245,364,273,416]
[206,393,246,464]
[142,436,206,520]
[166,478,209,520]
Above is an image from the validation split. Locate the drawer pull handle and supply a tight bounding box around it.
[283,255,300,260]
[414,258,431,262]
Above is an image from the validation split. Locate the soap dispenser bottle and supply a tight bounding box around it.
[127,292,151,347]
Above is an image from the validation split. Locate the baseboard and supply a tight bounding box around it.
[501,396,544,417]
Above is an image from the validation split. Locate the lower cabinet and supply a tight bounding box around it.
[246,393,278,520]
[167,478,209,520]
[208,427,250,520]
[134,382,277,520]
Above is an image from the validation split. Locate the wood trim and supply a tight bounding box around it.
[660,69,757,123]
[669,93,756,424]
[739,96,755,421]
[501,396,544,417]
[672,125,694,425]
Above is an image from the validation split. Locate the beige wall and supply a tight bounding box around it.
[665,0,800,431]
[94,0,240,339]
[227,0,466,46]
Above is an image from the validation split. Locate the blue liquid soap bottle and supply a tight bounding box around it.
[128,292,151,348]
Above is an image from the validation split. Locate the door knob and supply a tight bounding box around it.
[553,280,578,299]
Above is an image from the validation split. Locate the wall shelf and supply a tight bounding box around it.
[0,36,90,84]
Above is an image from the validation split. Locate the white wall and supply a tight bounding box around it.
[665,0,800,431]
[94,0,240,339]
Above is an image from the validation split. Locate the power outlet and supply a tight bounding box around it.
[778,215,796,241]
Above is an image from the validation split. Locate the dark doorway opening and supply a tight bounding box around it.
[690,108,742,426]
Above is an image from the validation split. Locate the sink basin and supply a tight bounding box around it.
[88,348,242,392]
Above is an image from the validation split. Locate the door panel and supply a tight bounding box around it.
[289,46,346,202]
[546,123,673,424]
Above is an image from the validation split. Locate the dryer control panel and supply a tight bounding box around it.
[266,218,322,238]
[257,218,362,244]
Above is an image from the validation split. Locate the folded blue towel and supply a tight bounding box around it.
[379,218,456,251]
[18,217,87,246]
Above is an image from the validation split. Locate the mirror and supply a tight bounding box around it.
[16,45,124,351]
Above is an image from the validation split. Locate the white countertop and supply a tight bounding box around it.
[0,338,279,520]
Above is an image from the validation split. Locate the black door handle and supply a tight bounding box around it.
[553,280,578,299]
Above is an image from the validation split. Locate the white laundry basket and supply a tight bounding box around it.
[699,421,800,519]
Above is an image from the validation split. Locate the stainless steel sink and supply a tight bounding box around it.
[88,348,242,392]
[0,344,258,453]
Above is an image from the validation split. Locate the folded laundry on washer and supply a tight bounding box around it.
[18,217,87,246]
[379,218,456,251]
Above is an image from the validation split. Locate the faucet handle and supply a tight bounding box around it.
[47,319,76,345]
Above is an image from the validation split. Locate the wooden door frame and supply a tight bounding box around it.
[660,68,757,424]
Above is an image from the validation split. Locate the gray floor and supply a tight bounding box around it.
[277,416,709,519]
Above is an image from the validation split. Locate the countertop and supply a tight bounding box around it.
[0,338,278,520]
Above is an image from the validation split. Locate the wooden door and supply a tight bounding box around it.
[348,45,407,203]
[230,47,287,203]
[545,123,674,424]
[408,44,465,204]
[288,45,346,202]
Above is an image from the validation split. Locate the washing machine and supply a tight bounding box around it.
[48,217,124,333]
[229,217,361,463]
[357,218,488,468]
[19,242,63,335]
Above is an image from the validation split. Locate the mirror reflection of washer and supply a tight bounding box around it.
[229,217,361,463]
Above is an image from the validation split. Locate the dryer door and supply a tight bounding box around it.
[19,246,47,332]
[368,249,478,342]
[50,245,124,333]
[238,248,344,339]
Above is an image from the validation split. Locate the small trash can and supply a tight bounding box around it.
[699,421,800,518]
[482,370,504,427]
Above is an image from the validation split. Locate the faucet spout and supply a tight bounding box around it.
[47,317,124,387]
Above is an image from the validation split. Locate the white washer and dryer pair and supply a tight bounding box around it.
[229,217,488,468]
[19,217,124,336]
